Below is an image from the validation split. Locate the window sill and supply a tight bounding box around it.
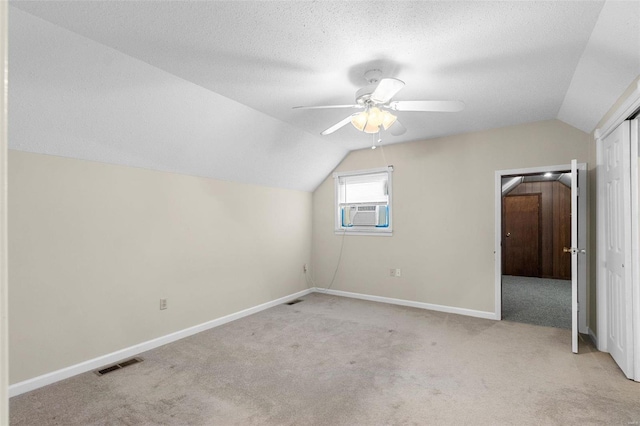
[334,230,393,237]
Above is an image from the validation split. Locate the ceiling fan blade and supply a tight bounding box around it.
[370,78,405,104]
[293,104,361,110]
[389,120,406,136]
[321,114,356,136]
[389,100,465,112]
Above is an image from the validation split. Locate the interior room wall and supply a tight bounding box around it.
[311,119,590,315]
[8,150,312,384]
[0,1,8,421]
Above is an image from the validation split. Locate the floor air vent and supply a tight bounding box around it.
[94,357,143,376]
[285,299,303,306]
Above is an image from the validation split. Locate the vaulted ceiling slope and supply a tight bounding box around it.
[558,1,640,132]
[8,7,346,192]
[8,1,640,192]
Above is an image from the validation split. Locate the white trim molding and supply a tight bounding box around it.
[314,288,496,320]
[594,80,640,141]
[9,286,498,397]
[596,136,607,352]
[631,119,640,382]
[9,288,314,397]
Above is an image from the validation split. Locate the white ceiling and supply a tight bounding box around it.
[8,1,640,191]
[558,1,640,132]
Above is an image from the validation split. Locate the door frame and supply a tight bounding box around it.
[494,163,588,335]
[594,81,640,381]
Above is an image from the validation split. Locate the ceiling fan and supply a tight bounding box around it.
[293,69,464,136]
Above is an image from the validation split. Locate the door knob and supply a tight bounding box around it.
[506,232,511,237]
[563,247,586,254]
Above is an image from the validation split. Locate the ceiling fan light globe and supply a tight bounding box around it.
[381,111,397,130]
[350,112,368,132]
[367,107,384,127]
[350,107,386,133]
[363,122,380,133]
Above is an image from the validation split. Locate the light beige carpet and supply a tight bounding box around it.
[10,293,640,425]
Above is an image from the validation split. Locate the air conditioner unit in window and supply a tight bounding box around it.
[344,205,388,227]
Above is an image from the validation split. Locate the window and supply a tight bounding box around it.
[333,166,393,235]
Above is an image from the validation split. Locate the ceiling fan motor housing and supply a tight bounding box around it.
[355,85,380,106]
[363,69,382,84]
[356,69,384,105]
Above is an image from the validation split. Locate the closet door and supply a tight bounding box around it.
[602,122,633,377]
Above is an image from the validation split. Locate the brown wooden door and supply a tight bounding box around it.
[503,194,541,277]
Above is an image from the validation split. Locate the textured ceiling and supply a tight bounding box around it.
[558,1,640,132]
[7,1,640,191]
[8,8,346,191]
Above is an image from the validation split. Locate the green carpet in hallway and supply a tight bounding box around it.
[502,275,571,329]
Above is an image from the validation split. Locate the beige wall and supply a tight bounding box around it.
[1,1,8,421]
[312,119,590,314]
[8,150,311,384]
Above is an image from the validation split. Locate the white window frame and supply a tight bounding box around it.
[333,166,393,236]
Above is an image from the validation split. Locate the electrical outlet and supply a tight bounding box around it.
[160,298,167,310]
[395,268,402,277]
[390,268,396,277]
[303,264,308,273]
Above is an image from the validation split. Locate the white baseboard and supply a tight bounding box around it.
[9,288,313,398]
[313,288,496,320]
[9,287,496,397]
[587,327,598,348]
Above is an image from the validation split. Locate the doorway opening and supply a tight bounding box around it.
[494,163,588,353]
[501,171,571,329]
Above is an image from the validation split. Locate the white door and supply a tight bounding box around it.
[603,122,634,378]
[571,159,578,354]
